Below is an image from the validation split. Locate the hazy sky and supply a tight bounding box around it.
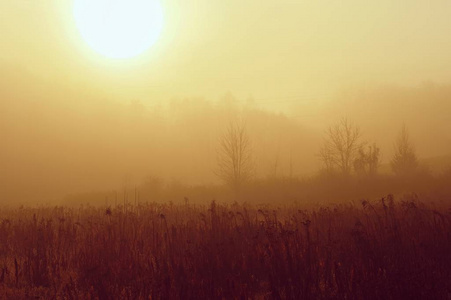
[2,1,451,202]
[2,1,451,108]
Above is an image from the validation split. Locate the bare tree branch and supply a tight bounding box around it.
[215,120,254,194]
[391,124,418,176]
[319,118,363,176]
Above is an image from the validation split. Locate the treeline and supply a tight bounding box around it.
[2,70,451,203]
[63,114,451,207]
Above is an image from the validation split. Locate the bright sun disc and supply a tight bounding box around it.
[73,0,164,59]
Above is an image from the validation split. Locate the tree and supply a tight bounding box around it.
[354,143,381,176]
[319,118,363,176]
[216,120,254,194]
[391,125,418,176]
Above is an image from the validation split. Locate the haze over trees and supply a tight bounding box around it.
[215,119,254,196]
[354,143,381,176]
[319,118,363,176]
[391,125,418,176]
[1,68,451,203]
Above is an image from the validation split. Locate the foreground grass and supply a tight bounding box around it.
[0,195,450,299]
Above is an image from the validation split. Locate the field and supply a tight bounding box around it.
[0,195,449,299]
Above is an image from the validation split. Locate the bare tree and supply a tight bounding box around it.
[216,120,254,193]
[391,125,418,176]
[319,118,363,176]
[319,145,335,175]
[354,143,381,176]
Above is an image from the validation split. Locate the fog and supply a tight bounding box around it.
[1,65,450,203]
[1,1,451,204]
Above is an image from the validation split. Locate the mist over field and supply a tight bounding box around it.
[1,65,451,204]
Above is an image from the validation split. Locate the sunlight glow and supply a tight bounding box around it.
[73,0,164,59]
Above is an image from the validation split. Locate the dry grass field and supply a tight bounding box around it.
[0,194,449,299]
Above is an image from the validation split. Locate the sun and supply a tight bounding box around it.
[73,0,164,59]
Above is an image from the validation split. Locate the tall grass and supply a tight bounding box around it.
[0,195,449,299]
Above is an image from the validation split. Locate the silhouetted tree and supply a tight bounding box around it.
[354,143,381,176]
[391,125,418,176]
[319,118,363,176]
[216,120,254,194]
[319,146,335,175]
